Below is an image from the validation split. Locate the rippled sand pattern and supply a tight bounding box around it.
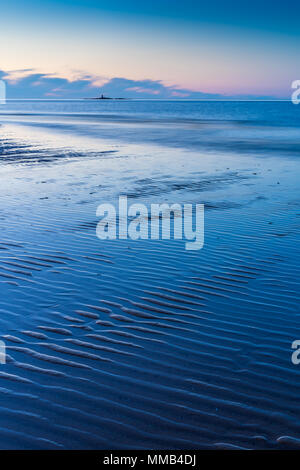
[0,126,300,449]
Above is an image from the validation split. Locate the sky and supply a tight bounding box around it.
[0,0,299,99]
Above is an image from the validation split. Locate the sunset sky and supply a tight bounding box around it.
[1,0,299,98]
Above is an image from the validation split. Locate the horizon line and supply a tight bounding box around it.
[3,98,292,102]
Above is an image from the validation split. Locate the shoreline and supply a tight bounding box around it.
[0,106,299,449]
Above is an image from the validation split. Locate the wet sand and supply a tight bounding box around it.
[0,119,299,449]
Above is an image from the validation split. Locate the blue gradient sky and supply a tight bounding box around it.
[1,0,299,98]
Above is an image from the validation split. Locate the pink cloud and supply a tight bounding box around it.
[171,91,189,97]
[126,86,161,95]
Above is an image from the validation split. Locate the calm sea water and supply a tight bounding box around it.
[1,100,300,156]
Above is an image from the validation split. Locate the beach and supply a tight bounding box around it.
[0,99,299,449]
